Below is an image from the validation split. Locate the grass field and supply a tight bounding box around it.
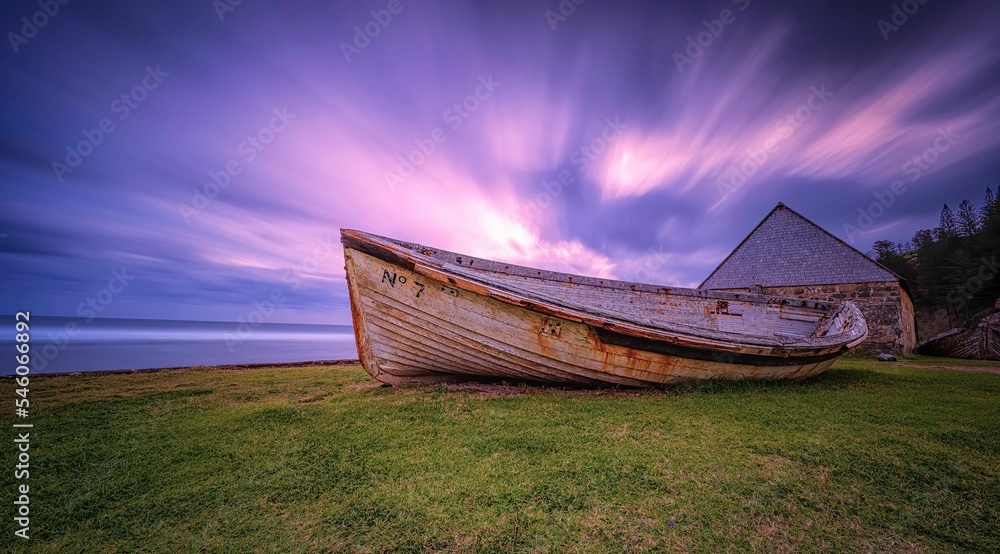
[3,356,998,552]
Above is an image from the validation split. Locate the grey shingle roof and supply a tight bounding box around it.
[699,203,902,289]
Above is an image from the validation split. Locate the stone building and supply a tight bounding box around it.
[699,203,916,354]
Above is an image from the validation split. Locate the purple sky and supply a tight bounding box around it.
[2,0,999,324]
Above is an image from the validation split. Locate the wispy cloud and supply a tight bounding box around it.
[2,0,998,323]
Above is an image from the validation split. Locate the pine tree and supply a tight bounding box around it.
[978,188,1000,255]
[937,204,958,239]
[912,229,935,250]
[869,240,897,262]
[982,187,996,220]
[958,200,981,237]
[945,248,977,322]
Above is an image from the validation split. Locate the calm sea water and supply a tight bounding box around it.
[2,315,358,375]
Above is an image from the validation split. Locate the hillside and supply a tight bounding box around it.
[871,186,1000,339]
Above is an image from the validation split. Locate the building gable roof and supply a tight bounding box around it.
[699,203,906,290]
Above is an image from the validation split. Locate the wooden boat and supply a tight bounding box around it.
[341,229,868,386]
[916,310,1000,360]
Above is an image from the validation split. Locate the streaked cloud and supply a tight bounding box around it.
[1,0,998,324]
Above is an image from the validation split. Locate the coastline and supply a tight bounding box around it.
[3,358,362,378]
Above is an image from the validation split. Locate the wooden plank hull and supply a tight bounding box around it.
[916,312,1000,360]
[345,227,863,386]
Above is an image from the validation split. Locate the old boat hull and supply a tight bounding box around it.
[342,230,868,387]
[915,311,1000,360]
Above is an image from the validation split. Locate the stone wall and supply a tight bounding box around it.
[899,289,917,352]
[720,281,915,354]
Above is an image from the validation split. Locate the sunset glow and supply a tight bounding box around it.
[2,0,998,324]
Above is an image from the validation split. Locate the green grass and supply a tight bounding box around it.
[3,357,998,552]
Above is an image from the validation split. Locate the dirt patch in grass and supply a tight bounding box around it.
[344,380,387,393]
[441,382,530,396]
[437,381,681,398]
[897,362,1000,375]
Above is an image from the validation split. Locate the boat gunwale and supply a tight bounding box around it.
[341,229,868,357]
[344,230,833,308]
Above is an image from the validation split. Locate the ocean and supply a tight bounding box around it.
[3,315,358,375]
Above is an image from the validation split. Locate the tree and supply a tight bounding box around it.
[945,248,978,323]
[937,204,958,239]
[912,229,935,250]
[978,188,1000,258]
[982,187,996,220]
[958,200,981,237]
[861,187,1000,327]
[870,240,897,262]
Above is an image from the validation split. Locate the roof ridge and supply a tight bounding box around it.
[699,203,911,297]
[775,203,907,284]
